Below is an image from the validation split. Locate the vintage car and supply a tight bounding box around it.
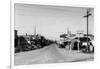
[58,39,71,48]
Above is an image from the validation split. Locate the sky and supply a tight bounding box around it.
[14,3,94,40]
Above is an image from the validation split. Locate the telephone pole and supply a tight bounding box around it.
[83,9,92,52]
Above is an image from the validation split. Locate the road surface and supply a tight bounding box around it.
[14,44,94,65]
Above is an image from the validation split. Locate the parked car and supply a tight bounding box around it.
[58,39,71,48]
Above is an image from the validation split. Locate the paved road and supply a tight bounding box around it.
[14,44,94,65]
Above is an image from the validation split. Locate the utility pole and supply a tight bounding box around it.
[83,9,92,52]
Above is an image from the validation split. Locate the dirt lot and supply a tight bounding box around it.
[14,44,94,65]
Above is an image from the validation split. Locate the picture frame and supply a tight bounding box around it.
[10,0,95,69]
